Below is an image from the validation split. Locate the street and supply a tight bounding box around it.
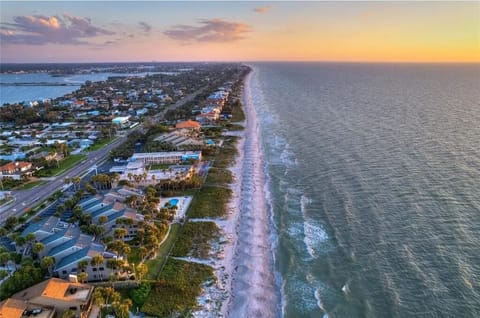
[0,85,209,224]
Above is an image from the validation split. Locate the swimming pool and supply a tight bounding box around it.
[166,198,179,207]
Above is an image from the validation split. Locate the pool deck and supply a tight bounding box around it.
[159,196,193,222]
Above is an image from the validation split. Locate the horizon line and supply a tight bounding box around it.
[2,60,479,65]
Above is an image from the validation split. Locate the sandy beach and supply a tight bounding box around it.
[190,84,247,318]
[192,68,280,318]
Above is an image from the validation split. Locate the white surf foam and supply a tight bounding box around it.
[226,66,282,318]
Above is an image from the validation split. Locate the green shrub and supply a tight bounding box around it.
[129,282,151,307]
[141,258,214,317]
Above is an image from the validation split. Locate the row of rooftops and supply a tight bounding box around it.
[20,186,145,274]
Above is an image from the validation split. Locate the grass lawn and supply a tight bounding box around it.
[213,137,238,169]
[204,167,233,186]
[187,186,231,218]
[14,180,47,190]
[141,258,214,317]
[230,101,246,122]
[86,138,115,152]
[171,221,220,259]
[36,154,86,177]
[127,246,142,265]
[224,123,245,131]
[145,223,181,280]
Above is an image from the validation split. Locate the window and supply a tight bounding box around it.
[62,270,67,275]
[99,267,104,271]
[92,268,97,272]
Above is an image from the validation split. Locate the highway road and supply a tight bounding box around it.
[0,85,209,225]
[0,136,127,223]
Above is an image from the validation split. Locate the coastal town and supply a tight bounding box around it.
[0,63,250,317]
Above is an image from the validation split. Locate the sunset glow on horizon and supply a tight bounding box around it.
[1,1,478,63]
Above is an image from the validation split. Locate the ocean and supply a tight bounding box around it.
[240,63,480,318]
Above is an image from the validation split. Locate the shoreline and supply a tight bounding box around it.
[190,65,281,317]
[225,67,280,317]
[190,73,248,317]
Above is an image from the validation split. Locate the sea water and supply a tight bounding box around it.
[238,63,480,317]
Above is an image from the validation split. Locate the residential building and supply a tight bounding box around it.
[0,161,32,176]
[175,120,201,130]
[0,298,55,318]
[154,131,203,149]
[11,278,94,318]
[21,216,119,282]
[78,195,143,241]
[30,151,63,162]
[111,116,130,127]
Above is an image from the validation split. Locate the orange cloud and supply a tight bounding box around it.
[164,18,251,43]
[0,14,114,45]
[254,6,272,14]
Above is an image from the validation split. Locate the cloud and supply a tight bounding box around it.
[254,6,272,14]
[138,21,152,33]
[0,14,114,45]
[164,18,250,43]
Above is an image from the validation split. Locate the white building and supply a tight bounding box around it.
[130,151,202,164]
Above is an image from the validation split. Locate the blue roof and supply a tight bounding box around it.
[80,198,103,211]
[21,221,44,237]
[78,196,98,206]
[107,210,125,223]
[21,216,59,236]
[55,247,89,270]
[41,229,67,245]
[89,204,114,218]
[49,238,75,256]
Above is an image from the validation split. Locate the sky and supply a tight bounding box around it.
[0,1,478,63]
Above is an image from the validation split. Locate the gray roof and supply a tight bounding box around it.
[89,204,114,218]
[21,216,60,236]
[48,238,76,256]
[40,229,67,245]
[55,243,105,270]
[106,210,125,223]
[48,233,92,256]
[55,247,89,270]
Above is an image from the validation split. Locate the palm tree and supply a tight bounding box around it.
[114,228,127,240]
[64,177,71,189]
[139,246,148,261]
[32,242,44,256]
[73,176,82,191]
[91,254,104,267]
[77,259,89,273]
[113,298,132,318]
[91,254,105,280]
[135,263,147,281]
[98,215,108,225]
[125,195,137,208]
[40,256,55,276]
[77,271,88,283]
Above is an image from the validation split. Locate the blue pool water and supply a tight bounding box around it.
[167,199,179,207]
